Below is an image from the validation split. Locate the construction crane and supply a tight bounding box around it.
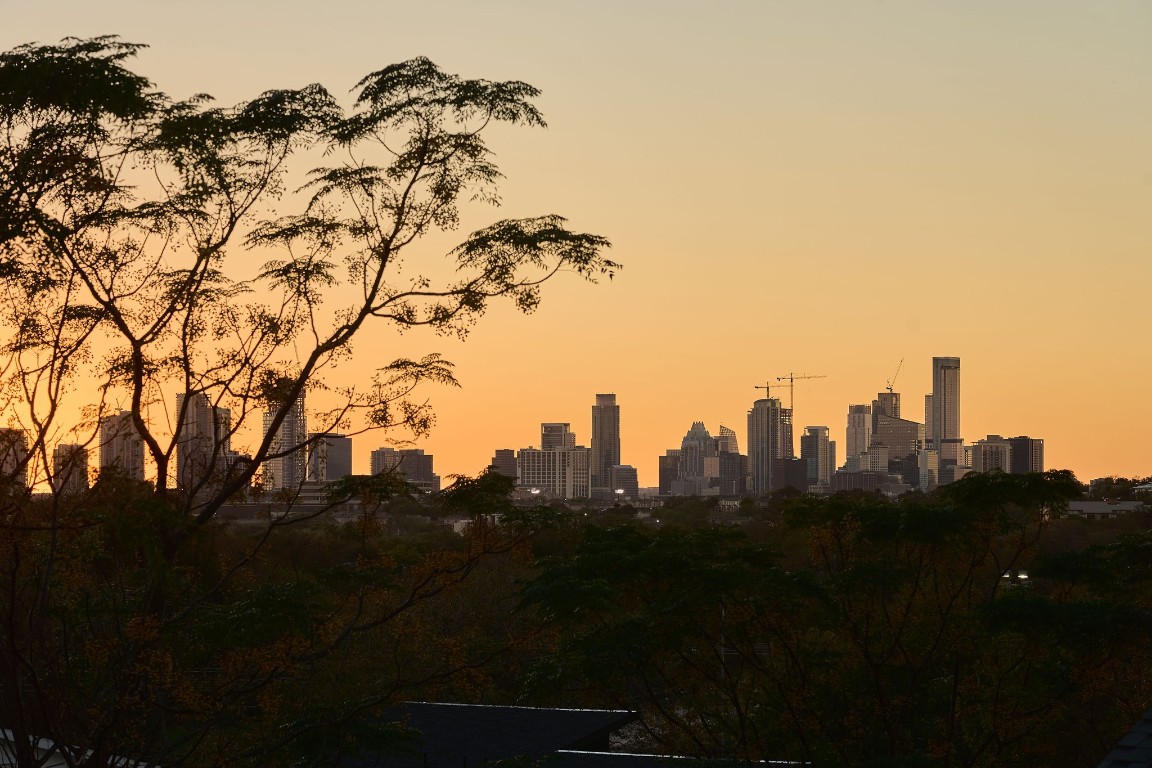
[886,358,904,394]
[775,373,827,413]
[754,382,787,400]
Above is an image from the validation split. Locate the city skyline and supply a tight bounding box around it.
[2,3,1149,487]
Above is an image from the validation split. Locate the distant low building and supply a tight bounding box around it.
[1066,500,1146,520]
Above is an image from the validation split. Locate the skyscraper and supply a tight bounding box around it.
[262,395,307,491]
[800,426,836,492]
[306,433,353,482]
[516,446,590,499]
[0,429,29,489]
[970,435,1012,473]
[930,357,962,466]
[176,392,231,492]
[99,410,145,481]
[541,423,576,451]
[52,443,89,495]
[490,449,518,481]
[747,397,793,496]
[1008,436,1044,474]
[590,393,620,494]
[845,404,872,461]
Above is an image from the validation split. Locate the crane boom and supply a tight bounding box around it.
[774,373,827,412]
[886,358,904,394]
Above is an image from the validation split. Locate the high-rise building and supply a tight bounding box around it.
[658,450,681,496]
[715,425,739,454]
[307,433,353,482]
[262,395,307,491]
[609,465,639,498]
[800,426,836,492]
[99,410,145,481]
[676,422,714,495]
[52,443,89,495]
[845,405,872,461]
[370,447,401,476]
[0,429,28,489]
[1008,436,1044,475]
[872,391,900,424]
[747,398,793,496]
[590,393,620,494]
[490,449,518,481]
[971,435,1013,474]
[398,449,440,493]
[176,392,231,492]
[370,447,439,492]
[541,423,576,451]
[517,446,590,499]
[872,413,924,487]
[931,357,962,466]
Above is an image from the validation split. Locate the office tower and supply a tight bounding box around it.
[99,411,145,481]
[176,392,231,492]
[715,425,739,454]
[872,413,924,487]
[706,450,748,496]
[371,447,402,476]
[931,357,962,465]
[590,393,620,494]
[609,465,639,498]
[490,449,518,480]
[53,444,89,495]
[872,391,900,424]
[918,449,939,492]
[0,429,28,489]
[800,426,836,492]
[1008,436,1044,474]
[970,435,1012,474]
[262,395,307,491]
[677,422,713,495]
[923,394,933,447]
[747,398,793,496]
[370,447,440,492]
[516,446,590,499]
[307,433,353,482]
[845,405,872,460]
[398,449,441,493]
[541,423,576,451]
[658,450,681,496]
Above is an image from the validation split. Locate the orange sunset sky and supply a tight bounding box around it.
[5,2,1151,487]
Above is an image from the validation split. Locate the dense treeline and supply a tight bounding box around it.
[4,469,1150,766]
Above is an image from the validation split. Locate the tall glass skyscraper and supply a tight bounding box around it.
[930,356,961,465]
[590,393,620,494]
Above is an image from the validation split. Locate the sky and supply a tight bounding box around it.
[4,1,1152,486]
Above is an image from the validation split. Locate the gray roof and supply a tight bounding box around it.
[1099,708,1152,768]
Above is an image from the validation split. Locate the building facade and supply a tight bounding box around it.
[930,356,962,466]
[590,394,620,495]
[800,426,836,493]
[52,443,89,495]
[306,433,353,482]
[747,397,793,496]
[517,447,591,499]
[176,392,232,493]
[262,395,307,491]
[99,410,146,481]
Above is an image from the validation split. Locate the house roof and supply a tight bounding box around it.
[343,702,637,767]
[1098,708,1152,768]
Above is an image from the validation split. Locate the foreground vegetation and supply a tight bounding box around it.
[3,470,1150,766]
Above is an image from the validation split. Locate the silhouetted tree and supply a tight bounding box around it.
[0,36,614,766]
